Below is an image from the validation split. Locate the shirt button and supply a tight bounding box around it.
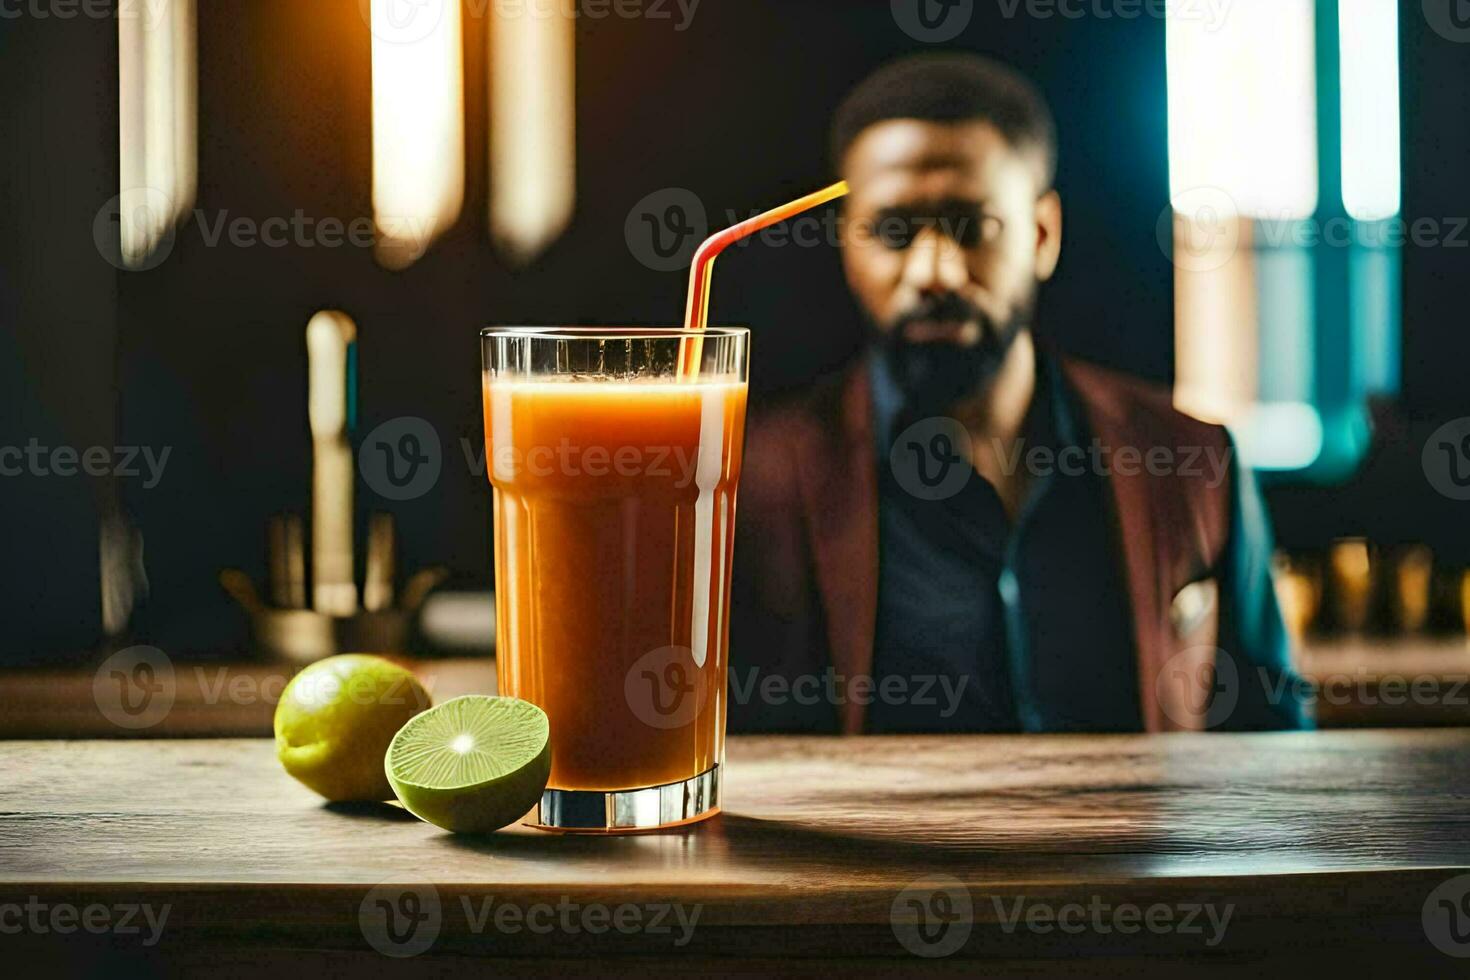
[998,568,1020,605]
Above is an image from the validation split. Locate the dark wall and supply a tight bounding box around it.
[2,1,1468,659]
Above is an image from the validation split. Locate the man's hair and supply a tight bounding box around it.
[830,53,1058,188]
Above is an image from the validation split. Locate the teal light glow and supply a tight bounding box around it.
[1232,403,1325,472]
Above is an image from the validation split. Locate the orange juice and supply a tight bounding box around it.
[483,377,747,793]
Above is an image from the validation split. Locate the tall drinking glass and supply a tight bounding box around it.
[480,327,749,832]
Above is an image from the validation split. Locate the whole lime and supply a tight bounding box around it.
[274,654,431,802]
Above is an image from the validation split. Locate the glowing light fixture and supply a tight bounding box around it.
[117,0,196,269]
[370,0,465,270]
[489,5,576,263]
[1165,1,1318,219]
[1338,0,1401,220]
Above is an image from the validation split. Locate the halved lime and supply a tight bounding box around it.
[385,695,551,833]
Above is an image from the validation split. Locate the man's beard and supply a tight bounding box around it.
[876,291,1032,419]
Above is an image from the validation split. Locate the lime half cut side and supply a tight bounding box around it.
[386,695,551,834]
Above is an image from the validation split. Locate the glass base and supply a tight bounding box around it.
[528,764,720,833]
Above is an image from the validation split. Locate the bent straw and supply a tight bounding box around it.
[679,180,849,376]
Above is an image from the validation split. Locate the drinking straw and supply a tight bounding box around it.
[679,180,849,376]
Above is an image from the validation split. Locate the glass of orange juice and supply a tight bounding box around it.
[480,327,749,832]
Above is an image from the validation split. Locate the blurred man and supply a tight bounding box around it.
[730,54,1309,734]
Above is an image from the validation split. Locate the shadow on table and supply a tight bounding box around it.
[430,812,1154,874]
[323,800,422,822]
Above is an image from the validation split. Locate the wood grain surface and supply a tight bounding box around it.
[2,731,1469,974]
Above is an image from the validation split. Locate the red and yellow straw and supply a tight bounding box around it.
[676,180,848,377]
[683,180,848,331]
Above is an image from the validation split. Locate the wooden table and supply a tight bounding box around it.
[4,731,1470,975]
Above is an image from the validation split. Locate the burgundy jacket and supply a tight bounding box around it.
[729,355,1242,734]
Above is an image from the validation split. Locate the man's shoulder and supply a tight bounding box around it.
[749,366,853,438]
[743,363,862,503]
[1059,354,1231,452]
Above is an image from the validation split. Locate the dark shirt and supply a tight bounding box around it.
[868,351,1142,733]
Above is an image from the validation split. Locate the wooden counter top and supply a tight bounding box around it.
[4,730,1470,974]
